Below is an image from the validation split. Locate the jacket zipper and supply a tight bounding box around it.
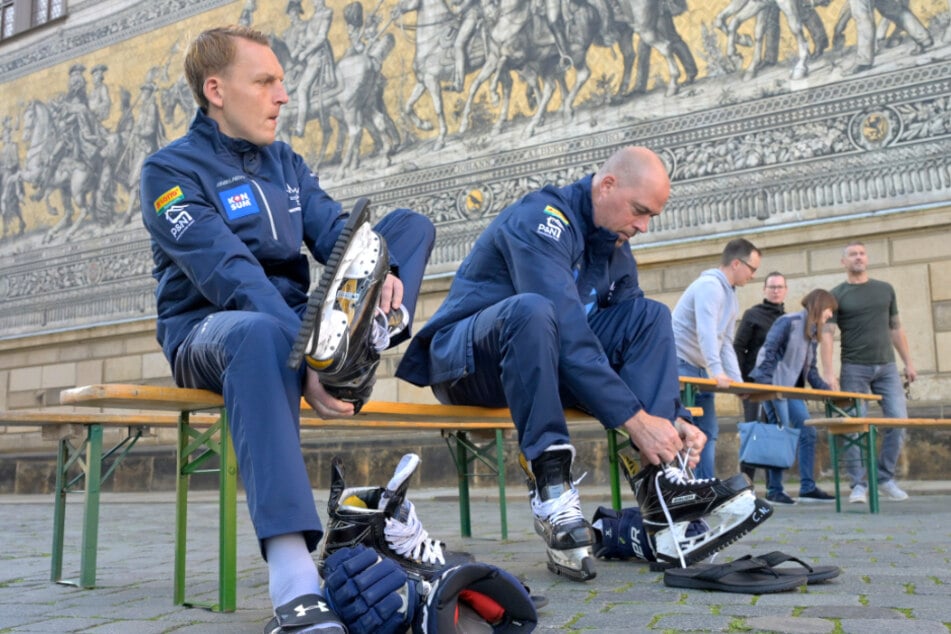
[249,178,278,240]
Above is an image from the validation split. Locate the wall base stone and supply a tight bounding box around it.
[2,416,948,495]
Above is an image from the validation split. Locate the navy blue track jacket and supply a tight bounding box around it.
[396,175,650,429]
[140,110,355,366]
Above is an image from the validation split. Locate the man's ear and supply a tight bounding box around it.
[204,77,224,109]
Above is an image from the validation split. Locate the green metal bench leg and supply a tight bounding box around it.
[607,429,622,511]
[455,432,472,538]
[174,413,189,607]
[175,408,237,612]
[494,429,508,540]
[79,424,103,589]
[866,427,879,514]
[218,410,238,613]
[51,437,68,583]
[829,433,842,513]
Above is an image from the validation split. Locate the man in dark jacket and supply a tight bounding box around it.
[140,26,434,633]
[734,272,788,421]
[734,272,787,485]
[396,146,705,581]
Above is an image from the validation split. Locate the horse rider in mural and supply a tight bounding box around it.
[32,64,104,200]
[292,0,336,136]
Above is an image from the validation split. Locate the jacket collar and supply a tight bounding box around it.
[189,109,261,158]
[570,174,620,253]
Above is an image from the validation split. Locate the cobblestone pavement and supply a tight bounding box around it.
[2,481,950,633]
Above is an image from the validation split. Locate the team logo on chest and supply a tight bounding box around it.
[218,183,261,220]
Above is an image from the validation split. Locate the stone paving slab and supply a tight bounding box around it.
[1,482,951,632]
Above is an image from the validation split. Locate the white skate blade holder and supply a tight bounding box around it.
[546,546,596,581]
[308,224,383,362]
[651,489,762,567]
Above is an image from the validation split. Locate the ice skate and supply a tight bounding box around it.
[318,454,473,581]
[287,197,390,411]
[520,445,597,581]
[619,451,773,568]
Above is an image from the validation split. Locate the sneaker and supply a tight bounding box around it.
[879,480,909,501]
[765,491,797,505]
[798,488,835,503]
[265,594,346,633]
[849,484,867,504]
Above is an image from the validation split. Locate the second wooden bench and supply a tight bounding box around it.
[807,416,950,513]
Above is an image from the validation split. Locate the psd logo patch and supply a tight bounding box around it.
[164,204,194,241]
[154,186,184,215]
[218,184,260,220]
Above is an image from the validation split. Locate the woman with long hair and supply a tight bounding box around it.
[749,289,839,504]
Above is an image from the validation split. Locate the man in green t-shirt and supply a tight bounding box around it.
[820,241,917,504]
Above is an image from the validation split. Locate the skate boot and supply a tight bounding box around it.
[288,197,390,412]
[619,451,773,568]
[318,454,473,581]
[520,445,597,581]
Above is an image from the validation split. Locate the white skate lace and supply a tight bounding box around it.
[533,484,585,525]
[384,499,446,565]
[661,452,715,486]
[656,452,714,568]
[371,306,409,352]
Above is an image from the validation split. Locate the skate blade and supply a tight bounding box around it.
[652,492,773,566]
[305,227,382,362]
[546,547,597,582]
[288,198,372,369]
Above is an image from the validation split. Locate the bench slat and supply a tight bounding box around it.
[679,377,882,402]
[0,411,219,427]
[61,384,225,411]
[807,417,949,431]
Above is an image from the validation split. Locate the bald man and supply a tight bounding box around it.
[397,146,705,581]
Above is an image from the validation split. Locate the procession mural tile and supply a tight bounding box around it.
[1,0,950,337]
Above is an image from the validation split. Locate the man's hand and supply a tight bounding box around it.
[673,418,706,469]
[303,367,354,418]
[904,364,918,384]
[379,273,403,313]
[621,410,684,466]
[713,372,732,389]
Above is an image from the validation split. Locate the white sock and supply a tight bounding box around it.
[264,533,322,609]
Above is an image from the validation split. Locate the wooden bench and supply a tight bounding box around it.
[806,417,950,513]
[40,383,700,611]
[1,384,700,611]
[678,376,882,417]
[0,410,217,591]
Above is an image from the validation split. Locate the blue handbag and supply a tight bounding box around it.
[737,421,801,469]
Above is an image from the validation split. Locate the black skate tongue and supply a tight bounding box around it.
[328,456,347,513]
[380,453,420,520]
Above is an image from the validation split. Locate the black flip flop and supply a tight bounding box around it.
[742,551,841,584]
[663,558,807,594]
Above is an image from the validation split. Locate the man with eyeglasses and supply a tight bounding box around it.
[734,272,788,422]
[672,238,762,479]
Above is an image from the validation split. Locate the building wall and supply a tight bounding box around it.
[1,1,950,477]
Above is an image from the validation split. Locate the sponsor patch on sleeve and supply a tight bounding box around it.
[536,205,568,242]
[543,205,570,225]
[154,186,184,215]
[218,184,261,220]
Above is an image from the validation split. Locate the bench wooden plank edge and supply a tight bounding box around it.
[807,417,950,430]
[679,377,883,402]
